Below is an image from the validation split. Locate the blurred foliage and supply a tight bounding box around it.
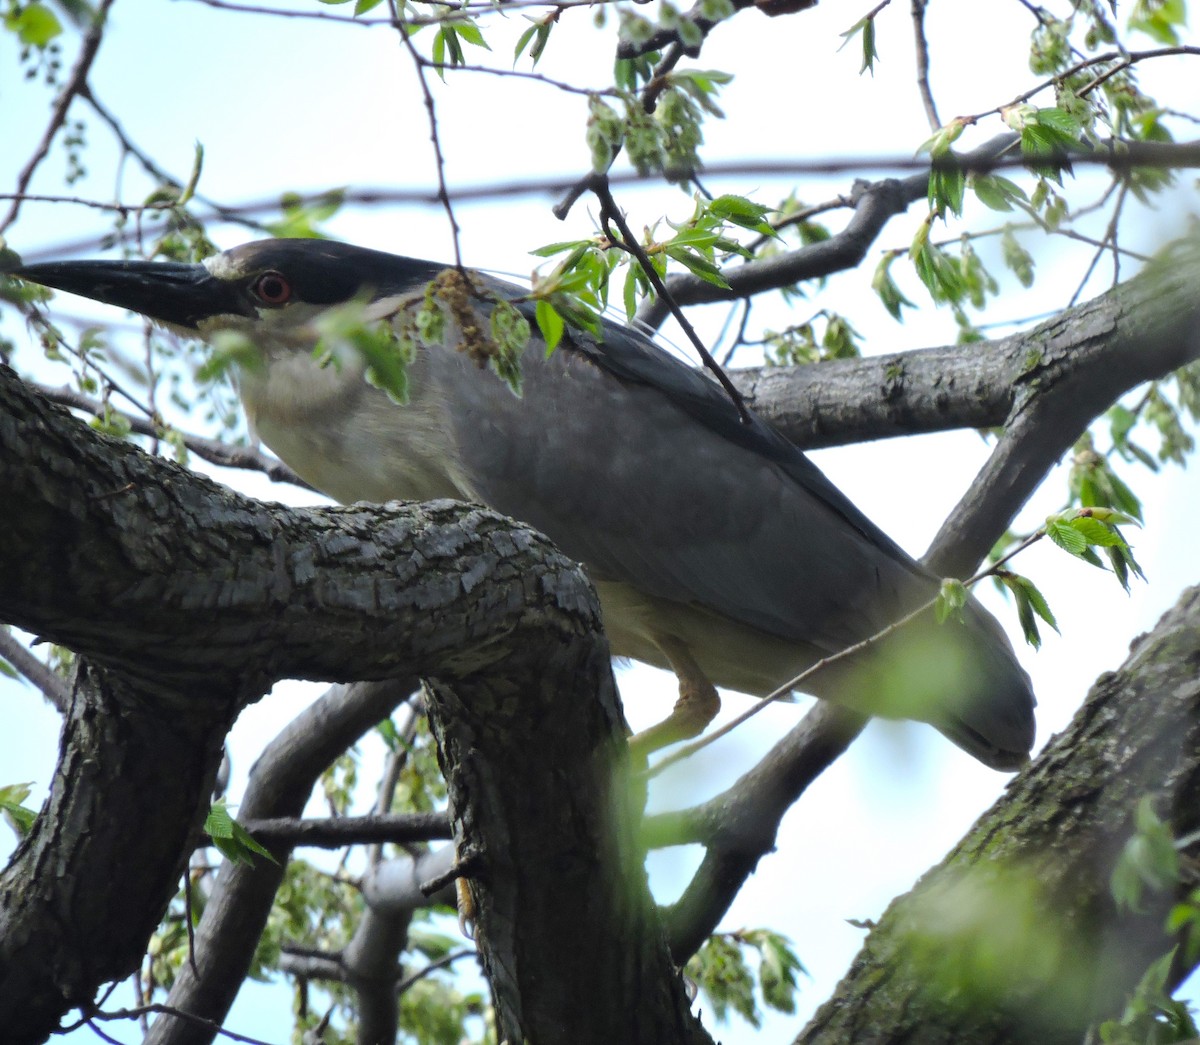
[1102,798,1200,1043]
[686,928,805,1028]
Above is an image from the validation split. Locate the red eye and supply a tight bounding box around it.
[252,271,292,307]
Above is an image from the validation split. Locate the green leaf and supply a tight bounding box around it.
[1129,0,1186,44]
[928,164,966,218]
[936,578,968,623]
[6,2,63,47]
[0,782,36,838]
[999,572,1059,650]
[409,928,463,961]
[838,14,880,75]
[686,934,761,1027]
[709,194,775,234]
[1111,797,1179,913]
[1001,228,1035,287]
[666,246,731,288]
[1034,106,1082,137]
[917,119,965,158]
[1045,517,1088,555]
[451,21,488,48]
[196,330,267,386]
[488,299,529,396]
[752,929,804,1014]
[1067,515,1124,547]
[205,800,277,867]
[871,254,915,320]
[971,173,1028,212]
[535,299,565,353]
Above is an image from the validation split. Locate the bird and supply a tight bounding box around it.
[12,238,1036,769]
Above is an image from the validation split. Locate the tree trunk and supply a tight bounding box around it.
[797,585,1200,1044]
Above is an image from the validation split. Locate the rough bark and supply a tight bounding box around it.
[797,585,1200,1044]
[0,663,233,1043]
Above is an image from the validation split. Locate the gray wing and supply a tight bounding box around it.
[429,312,935,654]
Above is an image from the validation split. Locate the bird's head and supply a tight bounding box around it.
[9,239,446,341]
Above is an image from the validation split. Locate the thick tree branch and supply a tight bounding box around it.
[650,702,866,960]
[730,240,1200,460]
[0,662,233,1045]
[344,847,459,1044]
[927,245,1200,578]
[797,584,1200,1043]
[0,369,705,1044]
[0,628,70,711]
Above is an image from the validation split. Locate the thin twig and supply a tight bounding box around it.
[396,948,477,995]
[590,175,752,422]
[2,0,117,233]
[965,46,1200,125]
[910,0,940,130]
[31,382,310,488]
[183,869,200,979]
[1069,180,1131,307]
[81,86,268,234]
[428,62,612,97]
[389,2,464,268]
[12,137,1200,260]
[86,1002,276,1045]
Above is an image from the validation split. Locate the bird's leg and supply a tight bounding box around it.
[628,635,722,759]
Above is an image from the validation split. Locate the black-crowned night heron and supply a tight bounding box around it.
[13,239,1036,769]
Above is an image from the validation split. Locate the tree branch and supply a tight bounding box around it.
[32,383,309,489]
[927,244,1200,578]
[237,812,451,849]
[0,368,705,1044]
[0,628,70,712]
[732,241,1200,465]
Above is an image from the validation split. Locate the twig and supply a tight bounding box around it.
[1,0,117,233]
[183,870,200,979]
[590,175,752,422]
[396,948,477,995]
[12,136,1200,260]
[31,383,310,488]
[910,0,940,130]
[388,2,464,268]
[964,46,1200,125]
[1069,180,1131,306]
[86,1002,277,1045]
[81,86,268,234]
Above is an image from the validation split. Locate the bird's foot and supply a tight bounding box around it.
[628,650,721,760]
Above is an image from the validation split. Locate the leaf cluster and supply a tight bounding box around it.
[685,928,805,1028]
